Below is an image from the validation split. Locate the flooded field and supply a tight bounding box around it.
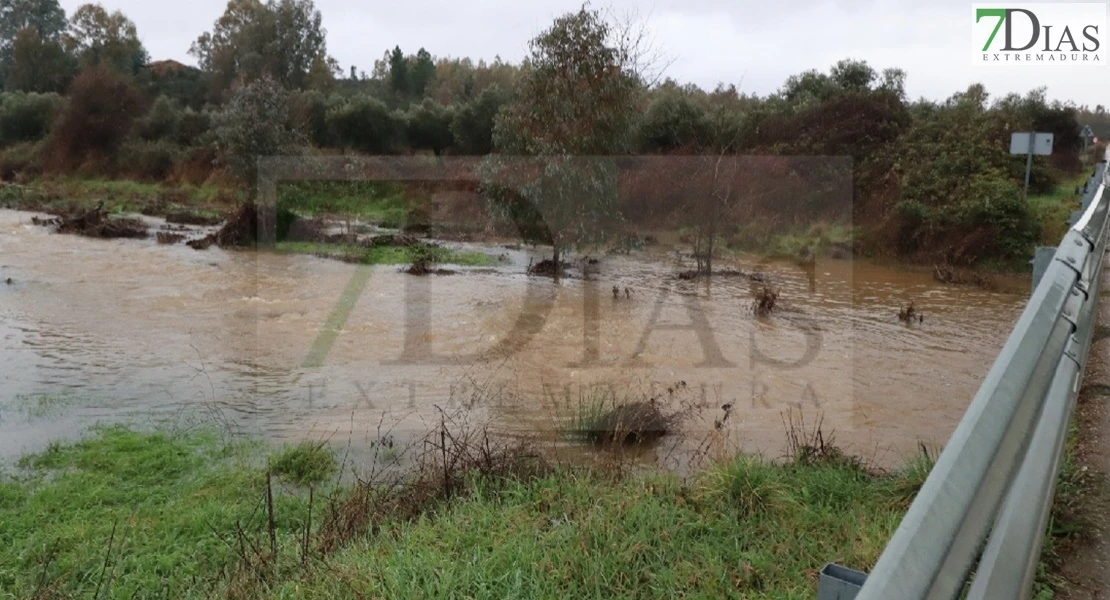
[0,209,1029,468]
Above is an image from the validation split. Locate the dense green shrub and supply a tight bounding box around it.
[451,84,508,155]
[894,176,1037,262]
[638,90,710,152]
[0,141,46,179]
[137,95,182,142]
[175,108,212,146]
[120,139,181,181]
[289,89,330,147]
[326,95,406,154]
[138,101,215,148]
[0,92,65,146]
[893,199,930,255]
[406,98,454,154]
[949,178,1039,260]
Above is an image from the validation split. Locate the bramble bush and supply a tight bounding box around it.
[47,67,144,170]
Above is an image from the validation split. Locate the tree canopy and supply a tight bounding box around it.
[65,3,147,74]
[190,0,337,98]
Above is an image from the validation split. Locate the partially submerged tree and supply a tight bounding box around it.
[483,5,640,272]
[686,153,740,275]
[212,75,304,193]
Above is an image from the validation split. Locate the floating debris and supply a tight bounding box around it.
[528,258,571,277]
[51,203,148,239]
[898,301,924,324]
[678,269,763,281]
[156,231,186,245]
[164,212,223,227]
[752,287,779,316]
[30,215,60,227]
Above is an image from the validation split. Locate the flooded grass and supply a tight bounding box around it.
[268,442,338,487]
[726,221,856,260]
[4,393,83,420]
[278,181,411,228]
[0,177,237,219]
[275,240,497,266]
[565,394,675,445]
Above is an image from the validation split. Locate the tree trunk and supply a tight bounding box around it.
[552,245,561,279]
[706,223,716,277]
[693,231,701,273]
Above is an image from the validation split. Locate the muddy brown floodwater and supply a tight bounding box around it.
[0,209,1030,470]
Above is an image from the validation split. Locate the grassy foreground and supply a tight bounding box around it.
[0,416,1092,599]
[0,425,930,599]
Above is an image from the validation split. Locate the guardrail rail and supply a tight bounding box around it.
[819,150,1110,600]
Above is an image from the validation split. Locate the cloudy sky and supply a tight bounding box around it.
[60,0,1108,107]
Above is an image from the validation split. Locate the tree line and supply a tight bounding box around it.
[0,0,1104,264]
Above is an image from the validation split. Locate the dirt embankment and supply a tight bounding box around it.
[1055,279,1110,599]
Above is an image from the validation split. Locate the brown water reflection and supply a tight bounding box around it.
[0,209,1028,468]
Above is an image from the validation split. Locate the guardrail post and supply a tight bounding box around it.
[817,564,868,600]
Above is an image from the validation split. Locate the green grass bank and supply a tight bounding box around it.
[0,422,1089,599]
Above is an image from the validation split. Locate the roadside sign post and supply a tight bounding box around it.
[1081,125,1094,152]
[1024,134,1034,196]
[1010,132,1054,198]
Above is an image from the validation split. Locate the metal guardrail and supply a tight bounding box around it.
[820,149,1110,600]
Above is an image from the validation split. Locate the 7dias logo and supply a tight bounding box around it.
[973,3,1106,65]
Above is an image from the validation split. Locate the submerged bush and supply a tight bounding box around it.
[269,442,338,487]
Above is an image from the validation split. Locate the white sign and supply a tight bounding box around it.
[1010,132,1054,156]
[973,3,1106,66]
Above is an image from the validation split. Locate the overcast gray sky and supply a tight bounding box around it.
[60,0,1108,107]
